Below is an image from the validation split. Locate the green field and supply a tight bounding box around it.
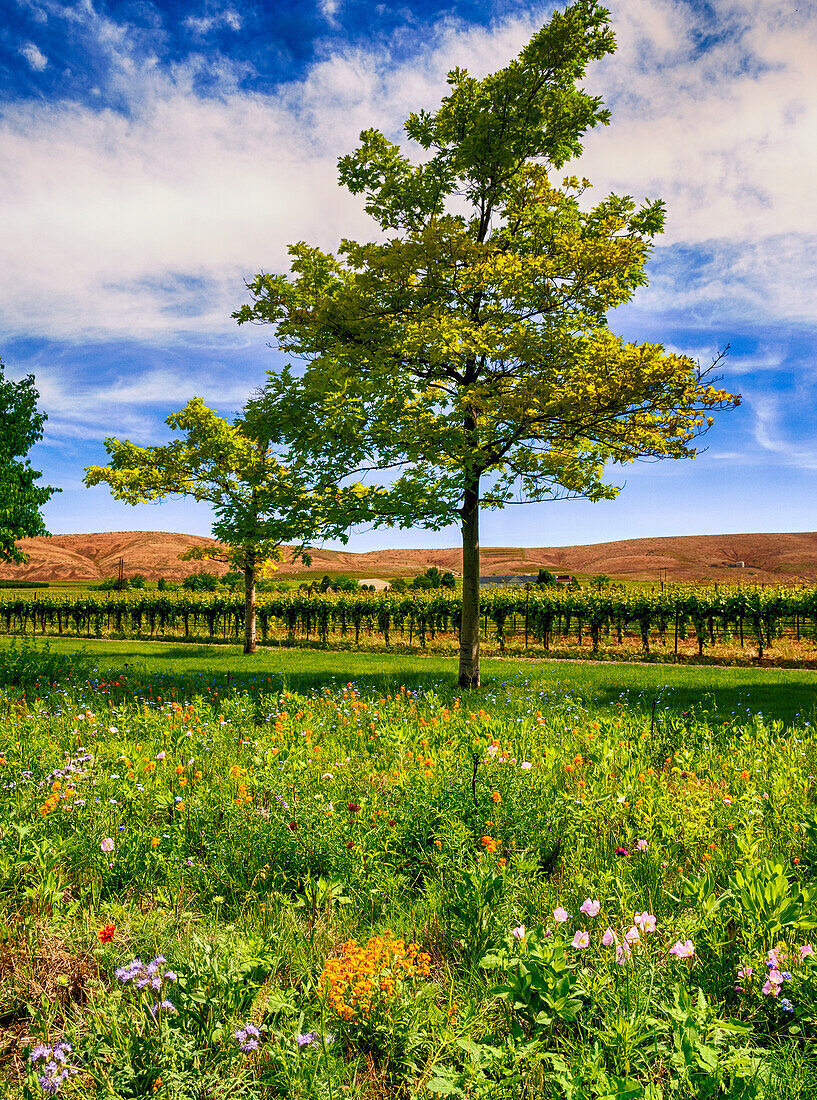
[2,640,817,1097]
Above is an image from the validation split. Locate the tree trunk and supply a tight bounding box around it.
[243,554,257,654]
[459,474,480,689]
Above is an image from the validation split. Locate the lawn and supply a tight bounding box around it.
[1,639,817,1097]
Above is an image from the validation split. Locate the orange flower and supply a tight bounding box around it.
[97,922,115,943]
[491,790,501,804]
[481,835,498,855]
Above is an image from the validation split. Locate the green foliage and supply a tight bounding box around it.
[537,569,557,587]
[0,636,91,686]
[84,396,369,652]
[235,0,738,684]
[0,582,813,664]
[490,927,587,1037]
[0,356,59,563]
[181,572,222,592]
[412,567,456,591]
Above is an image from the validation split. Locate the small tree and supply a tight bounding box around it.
[85,397,359,654]
[0,357,59,563]
[236,0,738,686]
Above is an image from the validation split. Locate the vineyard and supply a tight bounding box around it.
[3,584,817,661]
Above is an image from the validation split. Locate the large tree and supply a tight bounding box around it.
[84,398,363,653]
[0,357,59,563]
[235,0,738,687]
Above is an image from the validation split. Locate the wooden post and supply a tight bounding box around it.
[674,603,679,661]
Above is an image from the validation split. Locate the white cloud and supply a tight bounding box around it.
[0,0,815,344]
[318,0,341,24]
[183,9,242,35]
[17,358,256,444]
[19,41,48,70]
[577,0,817,246]
[750,394,817,470]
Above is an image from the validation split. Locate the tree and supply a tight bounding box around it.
[84,397,361,654]
[0,357,59,563]
[235,0,738,687]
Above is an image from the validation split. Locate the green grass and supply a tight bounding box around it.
[7,634,815,726]
[3,637,817,1095]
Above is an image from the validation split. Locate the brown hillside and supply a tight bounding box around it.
[2,531,817,584]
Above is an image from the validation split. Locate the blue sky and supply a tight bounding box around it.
[1,0,815,552]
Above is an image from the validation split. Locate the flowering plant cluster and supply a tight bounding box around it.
[114,955,178,1017]
[234,1022,264,1053]
[733,941,816,1019]
[319,931,431,1027]
[28,1042,78,1095]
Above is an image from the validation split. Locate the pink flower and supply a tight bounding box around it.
[625,925,640,943]
[100,837,114,852]
[156,750,166,761]
[602,927,616,947]
[636,839,648,851]
[511,924,526,940]
[615,847,630,857]
[616,942,631,964]
[762,980,780,997]
[571,930,590,949]
[553,906,569,923]
[737,966,753,980]
[669,939,695,959]
[634,912,656,933]
[768,969,784,986]
[800,944,814,960]
[580,899,600,917]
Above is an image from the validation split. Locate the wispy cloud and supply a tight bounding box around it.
[751,394,817,470]
[19,41,48,70]
[318,0,342,26]
[183,9,242,36]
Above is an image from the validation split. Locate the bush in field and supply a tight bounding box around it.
[181,572,221,592]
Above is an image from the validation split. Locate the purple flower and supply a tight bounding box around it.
[296,1032,318,1047]
[235,1023,264,1054]
[30,1040,78,1093]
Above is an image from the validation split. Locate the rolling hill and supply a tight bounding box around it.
[1,530,817,584]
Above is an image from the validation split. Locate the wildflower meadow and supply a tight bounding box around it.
[1,643,817,1098]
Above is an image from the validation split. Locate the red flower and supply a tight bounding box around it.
[347,802,361,813]
[615,847,630,857]
[97,922,115,943]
